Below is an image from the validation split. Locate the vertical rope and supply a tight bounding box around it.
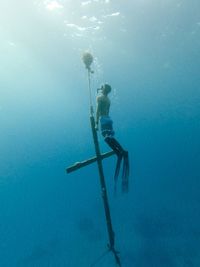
[86,68,122,267]
[87,69,94,116]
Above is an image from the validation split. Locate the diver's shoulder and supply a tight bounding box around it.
[97,94,106,102]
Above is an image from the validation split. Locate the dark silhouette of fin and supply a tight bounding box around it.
[121,151,129,193]
[104,136,129,194]
[114,154,123,182]
[113,153,123,195]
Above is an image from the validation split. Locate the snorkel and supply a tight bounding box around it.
[97,86,103,94]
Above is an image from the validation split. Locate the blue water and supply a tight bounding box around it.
[0,1,200,266]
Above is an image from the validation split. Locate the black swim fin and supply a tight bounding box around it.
[121,151,129,193]
[114,153,123,194]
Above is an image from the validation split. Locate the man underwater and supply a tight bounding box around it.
[95,84,129,193]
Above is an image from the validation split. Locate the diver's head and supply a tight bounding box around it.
[99,84,112,95]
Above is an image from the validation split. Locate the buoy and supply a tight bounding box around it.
[82,52,93,70]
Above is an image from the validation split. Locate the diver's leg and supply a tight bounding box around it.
[104,136,122,155]
[110,137,125,153]
[104,136,127,155]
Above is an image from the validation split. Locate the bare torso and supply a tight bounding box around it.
[96,94,111,125]
[97,94,110,116]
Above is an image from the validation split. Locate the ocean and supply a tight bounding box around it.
[0,0,200,266]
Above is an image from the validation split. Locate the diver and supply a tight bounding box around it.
[95,84,129,193]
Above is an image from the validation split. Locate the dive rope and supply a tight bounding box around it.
[83,52,122,267]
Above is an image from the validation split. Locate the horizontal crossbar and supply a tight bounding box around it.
[66,150,115,173]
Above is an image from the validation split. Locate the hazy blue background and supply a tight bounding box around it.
[0,0,200,266]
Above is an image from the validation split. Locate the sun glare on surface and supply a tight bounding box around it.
[33,0,123,40]
[46,1,64,11]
